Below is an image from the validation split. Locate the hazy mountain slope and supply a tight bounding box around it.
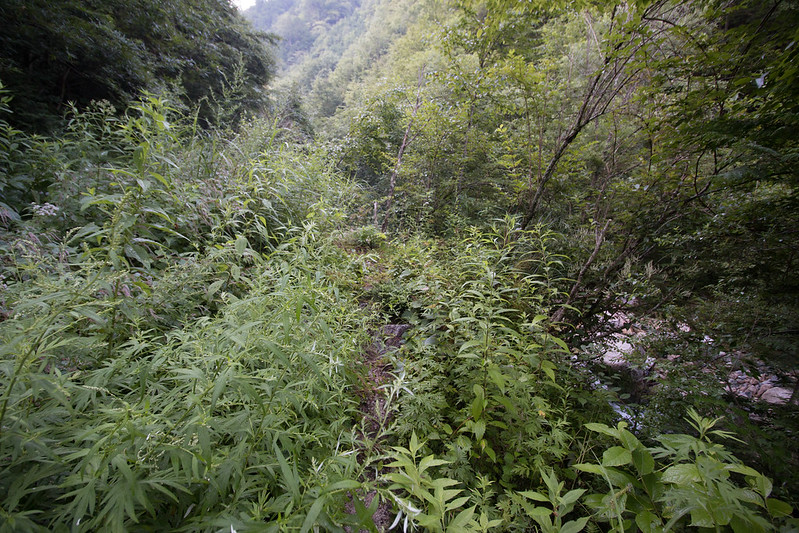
[244,0,440,127]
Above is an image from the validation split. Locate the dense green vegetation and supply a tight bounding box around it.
[1,0,797,530]
[0,0,276,132]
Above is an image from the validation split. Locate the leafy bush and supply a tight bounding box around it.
[345,225,388,250]
[576,411,793,532]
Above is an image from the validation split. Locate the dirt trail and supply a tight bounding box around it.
[357,324,411,436]
[340,245,413,531]
[344,323,411,532]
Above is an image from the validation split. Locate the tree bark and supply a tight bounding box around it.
[381,68,425,232]
[520,4,660,229]
[551,219,610,323]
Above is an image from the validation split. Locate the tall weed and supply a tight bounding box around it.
[0,95,369,531]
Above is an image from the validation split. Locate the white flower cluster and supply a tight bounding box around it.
[31,202,60,217]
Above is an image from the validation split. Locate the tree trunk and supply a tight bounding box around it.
[551,219,610,323]
[381,68,425,232]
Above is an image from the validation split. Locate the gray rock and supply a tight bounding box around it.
[754,383,771,398]
[603,351,628,367]
[760,387,792,405]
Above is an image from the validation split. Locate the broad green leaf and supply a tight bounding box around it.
[430,478,461,490]
[560,488,586,506]
[560,517,589,533]
[756,475,773,499]
[525,506,551,517]
[642,472,662,501]
[766,498,792,517]
[734,488,763,506]
[635,510,663,533]
[726,464,760,478]
[619,429,642,451]
[689,507,713,528]
[445,496,471,512]
[235,235,248,255]
[471,398,484,421]
[710,504,733,526]
[447,505,476,531]
[473,419,486,441]
[419,455,449,474]
[207,279,225,300]
[69,306,107,326]
[300,496,327,533]
[487,366,507,393]
[484,445,496,462]
[150,171,170,188]
[541,360,556,382]
[632,447,655,476]
[478,512,504,530]
[519,490,549,502]
[583,493,605,510]
[458,339,483,354]
[661,464,701,485]
[573,463,604,475]
[472,383,484,399]
[602,446,632,467]
[548,336,569,352]
[410,432,421,455]
[417,513,441,529]
[584,423,618,438]
[730,514,766,533]
[541,469,561,497]
[574,464,636,488]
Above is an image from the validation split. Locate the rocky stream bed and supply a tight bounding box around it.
[592,312,797,407]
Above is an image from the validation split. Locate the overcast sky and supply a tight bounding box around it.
[231,0,256,11]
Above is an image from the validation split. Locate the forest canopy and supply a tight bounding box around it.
[0,0,277,131]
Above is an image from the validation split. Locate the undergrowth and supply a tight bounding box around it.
[1,95,375,531]
[0,92,794,531]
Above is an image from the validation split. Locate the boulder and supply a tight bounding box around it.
[759,387,792,405]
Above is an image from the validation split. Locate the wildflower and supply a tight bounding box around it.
[31,202,60,217]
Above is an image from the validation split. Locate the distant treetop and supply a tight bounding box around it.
[0,0,277,131]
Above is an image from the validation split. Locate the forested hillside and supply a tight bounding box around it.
[0,0,275,132]
[1,0,797,531]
